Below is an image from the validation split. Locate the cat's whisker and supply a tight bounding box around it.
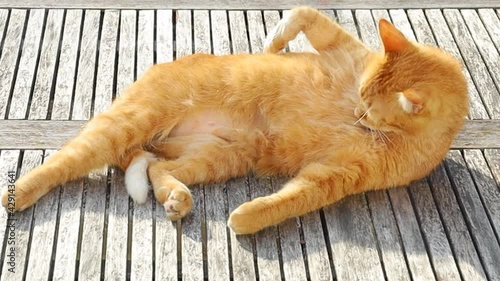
[376,130,387,146]
[380,131,395,147]
[353,109,369,125]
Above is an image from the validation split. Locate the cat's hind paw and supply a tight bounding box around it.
[1,184,36,212]
[162,185,193,221]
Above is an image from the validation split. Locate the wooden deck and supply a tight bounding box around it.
[0,4,499,281]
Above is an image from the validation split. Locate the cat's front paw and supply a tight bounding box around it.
[227,199,270,234]
[163,186,193,221]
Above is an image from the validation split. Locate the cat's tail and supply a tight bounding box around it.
[123,150,156,204]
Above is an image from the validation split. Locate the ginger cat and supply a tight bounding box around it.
[2,7,468,234]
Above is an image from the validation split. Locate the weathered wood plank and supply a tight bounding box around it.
[390,9,462,281]
[445,150,500,280]
[0,9,26,118]
[211,10,230,55]
[417,9,489,119]
[130,9,155,281]
[7,9,45,119]
[0,150,41,280]
[388,186,436,280]
[407,179,463,281]
[228,11,249,54]
[249,176,282,281]
[0,150,20,271]
[177,10,205,281]
[181,185,205,281]
[204,178,230,281]
[323,195,385,281]
[280,9,330,281]
[484,149,500,188]
[93,9,119,115]
[365,191,411,281]
[156,10,173,64]
[104,168,129,280]
[52,179,84,281]
[210,8,230,55]
[226,11,256,281]
[463,150,500,243]
[71,10,100,120]
[51,9,82,120]
[246,11,264,54]
[227,178,256,281]
[28,9,64,120]
[154,9,178,281]
[354,10,413,281]
[478,9,500,50]
[25,150,60,281]
[193,10,210,54]
[428,164,487,280]
[271,177,308,281]
[406,9,436,45]
[0,0,499,9]
[116,10,136,95]
[461,9,500,96]
[77,10,118,281]
[0,10,8,49]
[175,10,192,58]
[299,212,332,281]
[137,10,154,77]
[77,168,108,281]
[204,10,231,281]
[104,10,135,280]
[443,9,500,119]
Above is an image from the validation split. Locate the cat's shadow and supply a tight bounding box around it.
[9,159,496,279]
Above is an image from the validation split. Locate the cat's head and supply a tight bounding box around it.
[355,19,468,135]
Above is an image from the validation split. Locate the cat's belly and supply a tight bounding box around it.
[169,110,257,137]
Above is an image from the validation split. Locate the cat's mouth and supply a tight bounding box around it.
[361,124,375,132]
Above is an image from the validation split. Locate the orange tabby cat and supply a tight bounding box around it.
[2,7,468,234]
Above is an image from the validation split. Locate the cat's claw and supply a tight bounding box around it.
[163,187,193,221]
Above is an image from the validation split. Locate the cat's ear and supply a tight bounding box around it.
[379,19,409,53]
[398,90,423,114]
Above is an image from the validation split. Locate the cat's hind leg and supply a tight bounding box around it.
[143,128,264,220]
[2,77,183,211]
[263,7,368,57]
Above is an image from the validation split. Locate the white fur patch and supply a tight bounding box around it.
[181,99,194,106]
[263,14,290,51]
[125,152,156,204]
[398,92,414,113]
